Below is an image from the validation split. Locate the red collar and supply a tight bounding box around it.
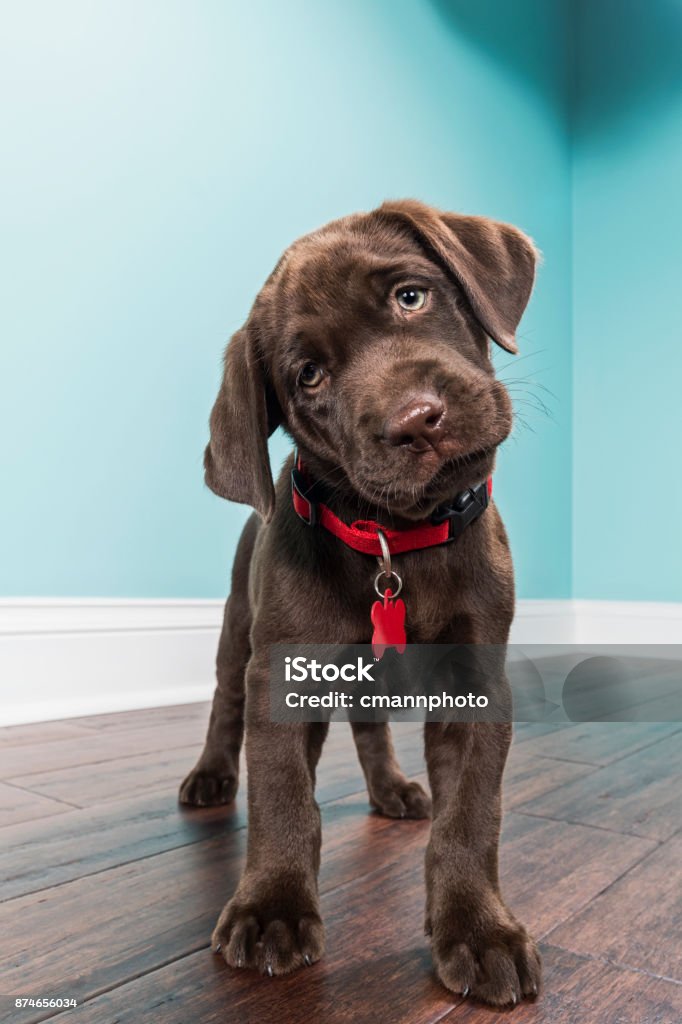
[291,456,492,557]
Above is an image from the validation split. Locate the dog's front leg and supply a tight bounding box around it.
[424,716,541,1006]
[211,650,327,976]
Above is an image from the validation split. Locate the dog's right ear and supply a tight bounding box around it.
[204,321,281,521]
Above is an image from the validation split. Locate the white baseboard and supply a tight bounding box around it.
[510,598,682,646]
[0,598,680,726]
[572,599,682,645]
[0,600,223,726]
[509,599,576,644]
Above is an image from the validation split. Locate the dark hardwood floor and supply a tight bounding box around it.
[0,705,680,1023]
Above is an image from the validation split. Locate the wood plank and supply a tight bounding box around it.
[0,727,424,901]
[339,803,657,943]
[0,721,94,747]
[0,792,246,902]
[547,836,682,981]
[444,944,682,1023]
[32,945,682,1024]
[0,839,235,1024]
[0,721,208,780]
[517,721,681,766]
[9,722,424,810]
[1,707,677,1024]
[11,746,204,807]
[387,748,597,813]
[68,702,211,732]
[515,730,682,840]
[102,848,452,1024]
[0,802,434,1024]
[0,808,654,1024]
[512,720,574,744]
[0,728,644,907]
[70,706,419,745]
[610,686,682,724]
[0,716,415,782]
[497,813,655,940]
[503,747,597,808]
[6,816,670,1024]
[419,761,657,938]
[0,782,74,829]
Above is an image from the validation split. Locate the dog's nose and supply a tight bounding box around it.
[383,394,445,451]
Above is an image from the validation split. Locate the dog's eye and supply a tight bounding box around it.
[395,287,427,311]
[298,362,325,388]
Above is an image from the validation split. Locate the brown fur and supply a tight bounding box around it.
[180,200,541,1006]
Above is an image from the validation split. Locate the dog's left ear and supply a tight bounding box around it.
[380,199,538,354]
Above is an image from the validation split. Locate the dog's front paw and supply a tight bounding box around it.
[429,895,541,1007]
[212,883,324,976]
[369,776,431,819]
[179,764,238,806]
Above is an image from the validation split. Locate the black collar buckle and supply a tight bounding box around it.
[430,480,490,541]
[291,466,318,526]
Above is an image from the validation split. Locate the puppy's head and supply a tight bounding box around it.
[205,199,538,521]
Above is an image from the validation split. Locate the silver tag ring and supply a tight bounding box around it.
[374,569,403,599]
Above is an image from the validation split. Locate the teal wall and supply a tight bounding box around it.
[1,1,573,599]
[572,0,682,600]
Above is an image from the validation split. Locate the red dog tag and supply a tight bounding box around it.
[371,588,407,659]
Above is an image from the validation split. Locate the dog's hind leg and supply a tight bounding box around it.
[179,516,257,807]
[350,722,431,819]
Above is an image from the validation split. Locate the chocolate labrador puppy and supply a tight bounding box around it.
[180,199,541,1006]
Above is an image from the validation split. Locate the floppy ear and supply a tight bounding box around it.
[380,199,538,354]
[204,320,281,520]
